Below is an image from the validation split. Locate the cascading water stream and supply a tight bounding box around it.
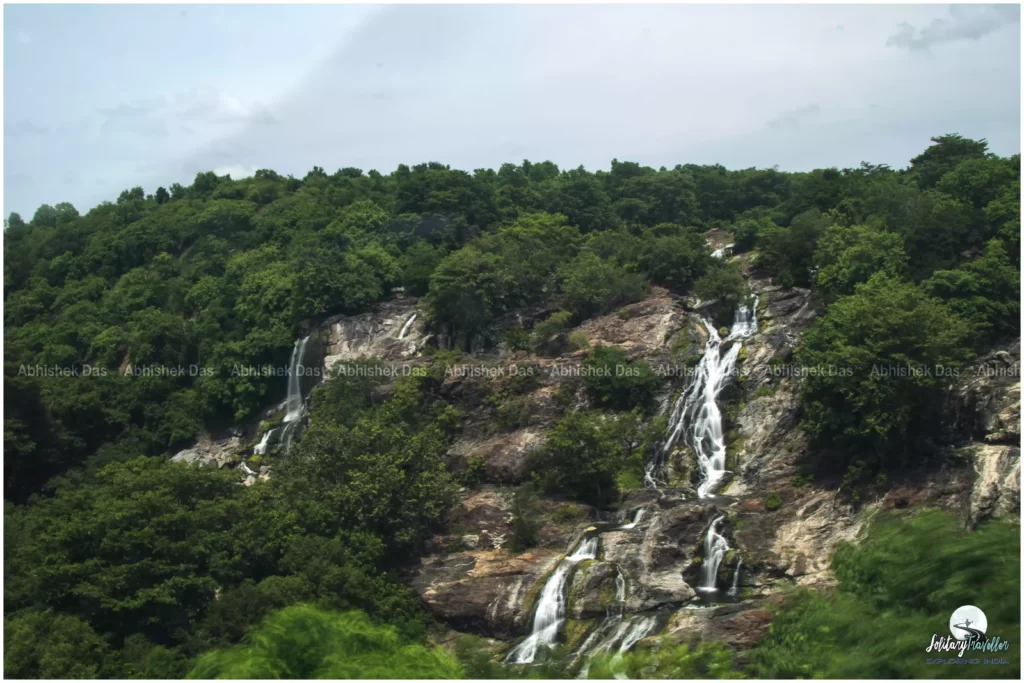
[506,535,599,665]
[618,508,646,530]
[647,296,758,497]
[397,313,417,340]
[728,558,742,597]
[277,335,311,453]
[253,428,275,455]
[710,243,735,259]
[698,515,730,593]
[576,615,659,679]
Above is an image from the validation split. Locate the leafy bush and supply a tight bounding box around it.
[529,411,627,506]
[763,492,782,511]
[586,638,741,679]
[581,346,662,413]
[693,261,748,321]
[188,605,463,679]
[568,330,591,351]
[558,251,646,320]
[530,311,573,356]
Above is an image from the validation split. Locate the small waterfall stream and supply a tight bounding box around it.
[728,558,743,597]
[253,334,318,456]
[277,335,311,453]
[397,313,417,340]
[618,508,646,530]
[698,515,730,593]
[253,428,275,455]
[506,535,599,665]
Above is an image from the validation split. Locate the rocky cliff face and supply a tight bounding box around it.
[165,252,1020,661]
[407,256,1021,658]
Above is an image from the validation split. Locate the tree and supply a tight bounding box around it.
[188,605,463,679]
[581,345,662,413]
[936,156,1016,209]
[426,246,505,338]
[3,611,111,679]
[637,225,712,293]
[486,212,581,308]
[758,208,827,288]
[923,239,1020,343]
[796,273,972,466]
[694,262,748,320]
[4,458,264,645]
[909,133,990,190]
[812,223,907,302]
[530,410,628,505]
[748,511,1020,679]
[558,251,646,320]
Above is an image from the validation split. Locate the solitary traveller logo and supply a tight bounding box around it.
[925,605,1011,664]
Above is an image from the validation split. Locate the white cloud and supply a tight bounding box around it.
[887,4,1020,51]
[97,88,278,138]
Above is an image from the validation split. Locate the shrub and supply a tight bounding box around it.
[188,605,463,679]
[764,492,783,511]
[529,411,626,506]
[567,330,590,351]
[509,483,541,552]
[582,346,662,413]
[530,310,572,355]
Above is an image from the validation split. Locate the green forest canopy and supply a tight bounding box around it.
[4,133,1020,677]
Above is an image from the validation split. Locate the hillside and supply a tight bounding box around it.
[3,134,1020,678]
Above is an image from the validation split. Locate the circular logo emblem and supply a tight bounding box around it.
[950,605,987,642]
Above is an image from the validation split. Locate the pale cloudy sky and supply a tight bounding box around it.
[3,3,1021,219]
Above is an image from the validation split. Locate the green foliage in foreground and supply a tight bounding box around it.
[586,638,742,679]
[189,605,463,679]
[747,510,1021,679]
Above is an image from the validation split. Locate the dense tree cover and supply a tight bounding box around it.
[4,162,735,502]
[4,133,1019,678]
[4,367,458,677]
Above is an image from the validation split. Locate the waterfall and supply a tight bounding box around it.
[615,616,658,656]
[576,615,658,678]
[397,313,417,340]
[710,242,735,259]
[650,295,759,497]
[728,558,743,597]
[278,335,311,453]
[253,428,275,455]
[614,569,627,604]
[618,508,646,530]
[506,535,599,664]
[698,516,730,592]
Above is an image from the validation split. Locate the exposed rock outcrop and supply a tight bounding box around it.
[956,338,1021,526]
[321,297,427,372]
[170,433,244,469]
